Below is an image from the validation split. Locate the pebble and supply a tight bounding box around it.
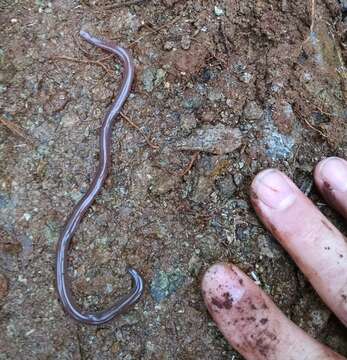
[182,95,203,110]
[163,40,175,51]
[180,35,191,50]
[150,269,186,302]
[272,101,296,134]
[162,0,180,7]
[0,241,22,255]
[180,113,197,134]
[175,124,242,154]
[61,112,79,127]
[217,175,236,197]
[243,101,264,121]
[23,213,31,221]
[172,43,209,74]
[149,171,179,195]
[257,235,279,259]
[43,91,68,114]
[207,88,224,102]
[201,68,212,82]
[241,72,252,83]
[142,68,156,92]
[0,193,10,208]
[188,253,202,276]
[191,176,214,203]
[0,273,8,300]
[263,110,294,160]
[154,69,166,86]
[233,173,244,186]
[214,6,224,16]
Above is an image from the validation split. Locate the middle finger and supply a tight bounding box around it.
[250,169,347,326]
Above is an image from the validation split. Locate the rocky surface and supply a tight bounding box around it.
[0,0,346,359]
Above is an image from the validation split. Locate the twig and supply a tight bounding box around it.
[295,110,328,138]
[120,112,159,149]
[0,118,35,145]
[170,152,199,177]
[302,117,327,137]
[50,55,115,78]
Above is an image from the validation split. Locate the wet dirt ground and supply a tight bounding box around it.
[0,0,347,359]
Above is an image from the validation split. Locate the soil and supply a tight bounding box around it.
[0,0,346,359]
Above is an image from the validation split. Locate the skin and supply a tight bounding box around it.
[202,156,347,359]
[55,31,144,325]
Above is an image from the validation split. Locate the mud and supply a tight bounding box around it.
[1,0,347,359]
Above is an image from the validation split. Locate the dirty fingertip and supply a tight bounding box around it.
[314,157,347,219]
[201,263,344,360]
[201,263,278,359]
[202,263,246,307]
[314,157,347,192]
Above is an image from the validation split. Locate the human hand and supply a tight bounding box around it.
[202,157,347,359]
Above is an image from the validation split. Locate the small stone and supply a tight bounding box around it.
[150,171,179,195]
[169,43,209,74]
[154,68,166,86]
[207,88,224,102]
[0,273,8,300]
[142,68,156,92]
[214,6,224,16]
[175,124,242,154]
[236,224,251,241]
[61,112,80,127]
[233,173,244,186]
[0,241,22,255]
[272,101,296,134]
[23,213,31,221]
[241,72,252,83]
[92,84,113,102]
[150,269,186,302]
[257,235,280,259]
[198,233,222,259]
[263,111,294,160]
[191,176,214,203]
[180,113,197,133]
[217,176,236,197]
[200,110,215,123]
[188,254,202,276]
[163,40,175,51]
[43,220,59,246]
[302,72,312,82]
[180,35,191,50]
[111,342,120,354]
[232,199,249,209]
[43,91,69,115]
[182,94,203,110]
[0,193,10,208]
[201,68,213,82]
[243,101,264,121]
[122,313,140,326]
[271,82,283,93]
[162,0,180,7]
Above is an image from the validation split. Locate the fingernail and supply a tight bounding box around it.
[318,157,347,192]
[252,170,296,210]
